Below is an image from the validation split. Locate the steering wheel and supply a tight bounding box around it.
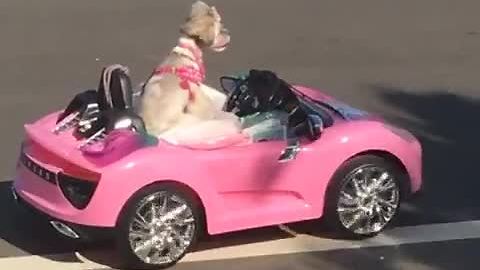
[220,72,325,142]
[221,76,260,116]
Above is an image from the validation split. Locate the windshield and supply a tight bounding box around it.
[290,87,369,121]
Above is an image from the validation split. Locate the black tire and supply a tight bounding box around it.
[115,183,203,270]
[323,154,406,239]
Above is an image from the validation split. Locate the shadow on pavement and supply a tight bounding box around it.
[372,85,480,224]
[0,180,107,261]
[310,84,480,270]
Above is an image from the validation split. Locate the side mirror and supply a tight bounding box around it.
[278,114,324,163]
[305,114,324,141]
[219,76,240,94]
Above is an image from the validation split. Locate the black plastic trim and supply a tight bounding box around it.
[12,186,114,241]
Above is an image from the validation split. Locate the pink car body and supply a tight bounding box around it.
[12,85,422,237]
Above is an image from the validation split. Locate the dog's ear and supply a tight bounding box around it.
[190,1,210,18]
[180,1,221,45]
[209,6,221,21]
[181,3,216,45]
[180,17,214,44]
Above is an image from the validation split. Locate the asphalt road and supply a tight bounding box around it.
[1,0,480,269]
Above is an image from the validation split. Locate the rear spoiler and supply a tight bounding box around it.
[24,123,99,172]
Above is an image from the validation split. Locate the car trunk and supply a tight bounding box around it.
[22,111,102,180]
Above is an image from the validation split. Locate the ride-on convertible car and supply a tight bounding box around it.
[11,66,422,269]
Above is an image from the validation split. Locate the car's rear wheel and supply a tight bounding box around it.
[115,183,202,269]
[324,154,404,239]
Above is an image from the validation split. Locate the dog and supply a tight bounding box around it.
[138,1,240,143]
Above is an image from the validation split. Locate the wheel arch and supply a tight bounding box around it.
[323,149,412,210]
[349,149,411,195]
[319,149,409,238]
[114,179,208,235]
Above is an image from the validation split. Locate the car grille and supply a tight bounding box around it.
[20,152,57,185]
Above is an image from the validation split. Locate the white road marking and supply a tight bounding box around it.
[183,219,480,262]
[1,220,480,269]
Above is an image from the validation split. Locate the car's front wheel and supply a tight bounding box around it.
[324,154,404,239]
[115,183,202,269]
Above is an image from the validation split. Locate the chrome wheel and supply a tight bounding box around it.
[336,165,400,235]
[128,191,196,265]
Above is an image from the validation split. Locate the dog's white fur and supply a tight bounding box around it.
[138,1,242,144]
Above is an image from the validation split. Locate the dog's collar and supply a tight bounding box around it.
[151,38,206,101]
[172,37,203,64]
[178,37,203,59]
[171,38,205,79]
[153,65,204,101]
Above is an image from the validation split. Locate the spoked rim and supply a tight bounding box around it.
[128,191,196,265]
[336,165,400,235]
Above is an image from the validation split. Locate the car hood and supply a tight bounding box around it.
[293,85,374,121]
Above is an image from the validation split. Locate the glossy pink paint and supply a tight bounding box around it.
[13,86,422,235]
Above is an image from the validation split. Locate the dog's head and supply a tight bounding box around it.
[180,1,230,52]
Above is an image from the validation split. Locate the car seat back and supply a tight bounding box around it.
[97,64,133,111]
[54,64,145,143]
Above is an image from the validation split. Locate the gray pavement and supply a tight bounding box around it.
[1,0,480,269]
[172,238,480,270]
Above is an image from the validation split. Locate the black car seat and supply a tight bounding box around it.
[54,64,146,144]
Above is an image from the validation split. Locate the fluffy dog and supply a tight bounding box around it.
[139,1,241,144]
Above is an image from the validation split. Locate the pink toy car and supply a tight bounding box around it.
[11,67,422,269]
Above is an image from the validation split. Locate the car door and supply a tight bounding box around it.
[203,136,320,229]
[207,139,286,192]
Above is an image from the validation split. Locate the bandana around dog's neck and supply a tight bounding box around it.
[153,38,205,101]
